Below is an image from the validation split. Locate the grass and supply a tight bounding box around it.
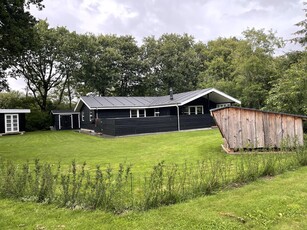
[0,166,306,229]
[0,129,306,229]
[0,129,224,174]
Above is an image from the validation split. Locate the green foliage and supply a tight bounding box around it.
[25,108,51,131]
[0,0,44,91]
[141,34,202,95]
[1,147,306,212]
[291,2,307,48]
[265,52,307,114]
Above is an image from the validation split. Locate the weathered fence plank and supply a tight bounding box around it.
[211,107,306,153]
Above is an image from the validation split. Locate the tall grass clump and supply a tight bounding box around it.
[0,146,307,213]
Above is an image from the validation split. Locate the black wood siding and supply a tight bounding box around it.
[102,116,178,136]
[180,114,215,130]
[19,113,26,131]
[0,114,4,133]
[73,114,79,129]
[101,114,215,136]
[80,105,95,130]
[53,114,59,129]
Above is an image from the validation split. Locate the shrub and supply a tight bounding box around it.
[0,147,307,213]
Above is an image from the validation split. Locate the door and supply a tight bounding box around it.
[60,115,72,130]
[5,114,19,133]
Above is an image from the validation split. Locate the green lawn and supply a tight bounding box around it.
[0,166,306,229]
[0,129,226,174]
[1,130,306,229]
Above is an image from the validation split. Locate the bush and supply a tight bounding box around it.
[26,109,51,131]
[0,148,307,213]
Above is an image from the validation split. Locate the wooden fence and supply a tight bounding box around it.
[211,107,307,152]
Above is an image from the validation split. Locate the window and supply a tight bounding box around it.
[81,111,85,121]
[130,109,146,118]
[184,106,204,115]
[130,110,138,118]
[89,110,93,121]
[139,109,145,117]
[154,108,160,117]
[216,103,231,108]
[5,114,19,133]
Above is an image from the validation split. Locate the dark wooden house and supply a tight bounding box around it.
[74,88,241,136]
[211,106,307,153]
[0,109,31,135]
[51,110,80,130]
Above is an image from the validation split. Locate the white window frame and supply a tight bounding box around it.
[216,103,231,108]
[130,109,146,118]
[154,108,160,117]
[81,111,85,121]
[187,105,204,115]
[5,114,19,133]
[89,110,93,121]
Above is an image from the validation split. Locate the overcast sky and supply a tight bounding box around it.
[9,0,306,91]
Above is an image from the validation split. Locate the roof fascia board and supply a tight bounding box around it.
[90,104,179,110]
[0,109,31,113]
[74,98,92,111]
[179,88,241,106]
[52,112,80,115]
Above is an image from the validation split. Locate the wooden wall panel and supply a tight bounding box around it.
[275,114,283,148]
[211,107,305,152]
[294,118,304,146]
[255,111,264,148]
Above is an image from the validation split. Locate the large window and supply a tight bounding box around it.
[5,114,19,133]
[184,106,204,115]
[130,109,146,118]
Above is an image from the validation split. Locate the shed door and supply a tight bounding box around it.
[5,114,19,133]
[60,115,72,130]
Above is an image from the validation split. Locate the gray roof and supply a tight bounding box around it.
[75,88,241,111]
[51,110,79,114]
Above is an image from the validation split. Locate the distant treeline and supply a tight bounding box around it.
[1,20,306,117]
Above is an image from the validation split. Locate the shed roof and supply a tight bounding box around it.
[0,109,31,114]
[75,88,241,111]
[211,106,307,120]
[51,110,80,115]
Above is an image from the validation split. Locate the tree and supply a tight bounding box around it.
[291,2,307,48]
[197,37,243,98]
[0,0,44,91]
[141,34,202,95]
[198,28,284,109]
[75,34,121,96]
[8,20,71,111]
[265,52,307,114]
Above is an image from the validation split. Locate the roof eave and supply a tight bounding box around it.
[179,88,241,106]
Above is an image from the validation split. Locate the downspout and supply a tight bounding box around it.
[176,105,180,131]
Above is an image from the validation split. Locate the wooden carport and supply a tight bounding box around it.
[210,107,307,153]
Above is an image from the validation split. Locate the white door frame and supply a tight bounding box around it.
[5,114,19,133]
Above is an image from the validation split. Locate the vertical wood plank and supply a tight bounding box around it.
[268,113,276,148]
[255,111,264,148]
[287,115,295,147]
[294,118,304,146]
[236,108,243,149]
[228,108,239,149]
[263,113,270,147]
[275,113,282,148]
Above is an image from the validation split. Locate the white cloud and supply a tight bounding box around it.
[10,0,305,91]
